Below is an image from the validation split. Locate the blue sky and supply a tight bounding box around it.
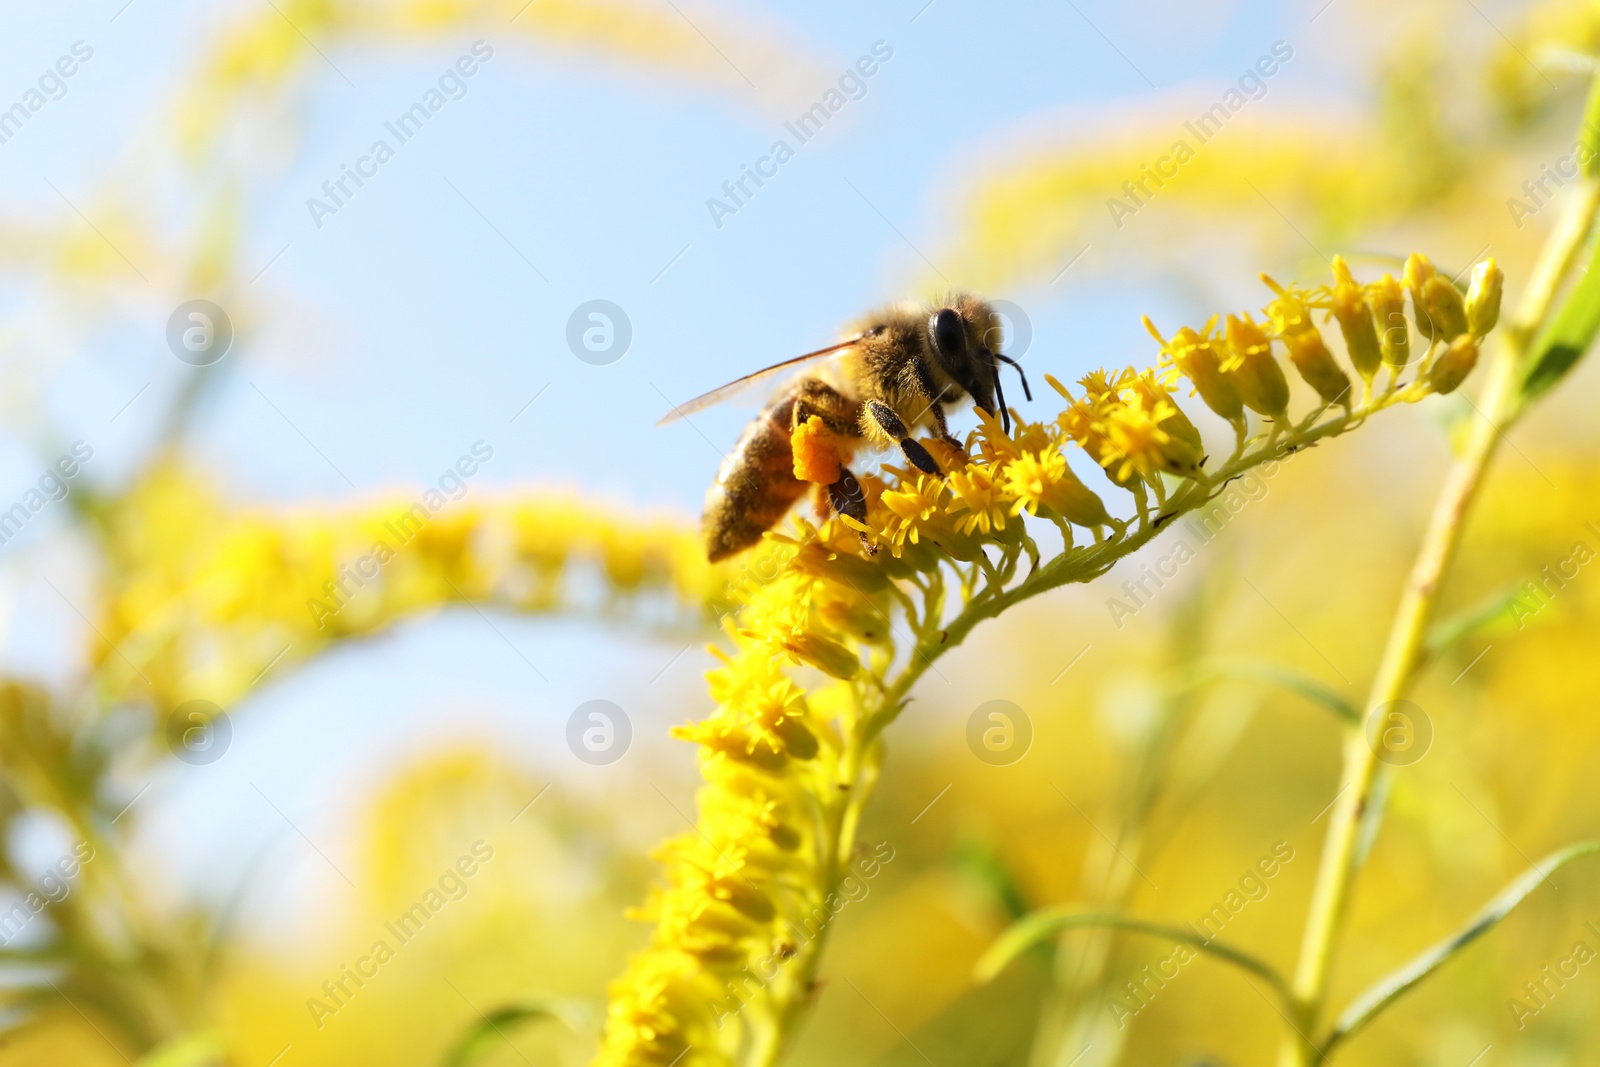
[0,0,1373,919]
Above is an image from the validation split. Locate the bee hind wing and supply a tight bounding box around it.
[656,337,864,425]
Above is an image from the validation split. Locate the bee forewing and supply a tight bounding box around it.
[656,337,864,425]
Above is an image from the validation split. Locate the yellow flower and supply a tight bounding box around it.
[1466,258,1504,338]
[1146,315,1245,423]
[1046,375,1137,488]
[877,474,948,550]
[971,407,1023,464]
[1404,252,1440,342]
[1428,334,1480,394]
[1125,369,1206,459]
[1262,276,1352,407]
[1002,449,1111,528]
[945,462,1012,536]
[1222,312,1290,418]
[1099,392,1201,483]
[1330,256,1383,383]
[1368,272,1411,372]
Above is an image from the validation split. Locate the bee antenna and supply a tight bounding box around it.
[995,352,1032,401]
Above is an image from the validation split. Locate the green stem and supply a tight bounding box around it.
[1278,181,1600,1066]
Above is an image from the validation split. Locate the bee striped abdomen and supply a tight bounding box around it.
[702,398,808,562]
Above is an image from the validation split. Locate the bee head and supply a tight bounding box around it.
[926,298,1030,433]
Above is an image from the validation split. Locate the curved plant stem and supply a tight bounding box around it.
[1278,182,1600,1066]
[974,908,1292,1004]
[1174,657,1360,725]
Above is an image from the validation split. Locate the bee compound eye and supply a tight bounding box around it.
[930,308,966,357]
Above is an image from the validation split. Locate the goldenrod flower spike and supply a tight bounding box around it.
[95,465,727,715]
[594,252,1500,1067]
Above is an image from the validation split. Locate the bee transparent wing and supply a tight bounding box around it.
[656,337,865,425]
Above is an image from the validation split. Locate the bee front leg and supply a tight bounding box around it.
[910,363,965,452]
[927,402,965,453]
[865,400,939,475]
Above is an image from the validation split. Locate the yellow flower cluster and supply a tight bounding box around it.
[597,523,871,1065]
[595,253,1503,1065]
[95,463,721,715]
[180,0,824,155]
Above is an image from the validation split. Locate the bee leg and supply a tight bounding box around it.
[927,401,966,454]
[826,466,877,555]
[865,400,939,475]
[791,379,862,436]
[810,483,832,522]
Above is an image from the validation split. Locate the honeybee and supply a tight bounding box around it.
[659,293,1030,562]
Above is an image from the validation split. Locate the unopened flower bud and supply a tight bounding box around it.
[1404,253,1438,342]
[1466,258,1503,337]
[1428,334,1480,394]
[1222,313,1289,418]
[1330,257,1382,382]
[783,633,860,680]
[1369,273,1411,371]
[1420,276,1469,342]
[1145,317,1244,423]
[1283,329,1353,406]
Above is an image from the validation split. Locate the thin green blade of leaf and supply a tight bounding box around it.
[973,908,1288,1000]
[950,835,1033,922]
[1421,585,1522,662]
[1580,70,1600,179]
[440,997,585,1067]
[1324,839,1600,1052]
[1520,230,1600,404]
[1176,657,1358,724]
[1350,766,1392,873]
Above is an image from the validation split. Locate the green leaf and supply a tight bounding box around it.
[1520,232,1600,404]
[1323,839,1600,1052]
[1422,586,1522,662]
[440,996,586,1067]
[950,835,1033,922]
[1581,72,1600,180]
[973,907,1290,1002]
[1177,657,1358,724]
